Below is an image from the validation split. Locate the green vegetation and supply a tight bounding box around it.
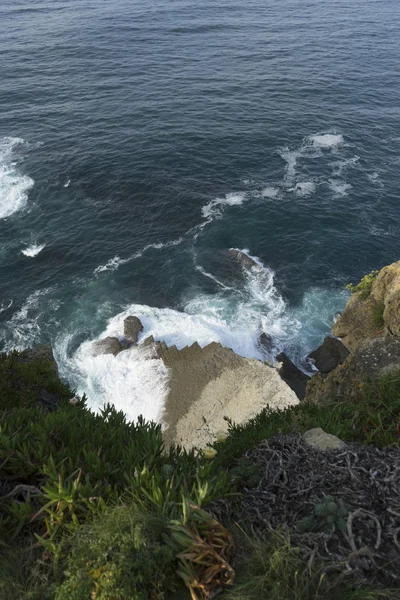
[346,270,379,299]
[372,300,385,330]
[1,351,399,599]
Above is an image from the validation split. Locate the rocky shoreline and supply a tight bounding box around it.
[18,258,400,450]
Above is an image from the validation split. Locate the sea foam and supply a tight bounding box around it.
[201,192,246,220]
[22,243,46,257]
[310,133,344,149]
[0,137,34,219]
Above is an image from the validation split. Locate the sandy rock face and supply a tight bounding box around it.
[305,336,400,404]
[332,292,382,352]
[160,341,298,449]
[333,260,400,351]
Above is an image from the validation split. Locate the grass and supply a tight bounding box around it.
[221,529,399,600]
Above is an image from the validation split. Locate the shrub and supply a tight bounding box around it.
[346,270,379,298]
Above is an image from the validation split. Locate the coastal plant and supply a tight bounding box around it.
[346,270,379,298]
[164,499,235,600]
[296,496,348,534]
[372,300,385,330]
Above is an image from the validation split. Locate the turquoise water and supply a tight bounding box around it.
[1,0,400,419]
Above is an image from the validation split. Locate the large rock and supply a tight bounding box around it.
[333,260,400,351]
[124,316,143,345]
[92,336,121,356]
[308,336,349,374]
[20,344,59,376]
[161,342,298,449]
[227,248,260,270]
[303,428,346,451]
[332,292,383,352]
[305,336,400,404]
[275,352,310,400]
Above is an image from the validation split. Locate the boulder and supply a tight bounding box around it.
[303,428,346,451]
[227,248,260,270]
[332,292,383,352]
[20,344,59,376]
[308,336,349,374]
[275,352,310,400]
[92,336,121,356]
[162,342,299,449]
[259,332,274,355]
[305,335,400,404]
[124,316,143,345]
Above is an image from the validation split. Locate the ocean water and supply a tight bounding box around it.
[1,0,400,421]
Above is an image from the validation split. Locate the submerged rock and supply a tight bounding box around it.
[275,352,310,400]
[124,315,143,345]
[308,336,349,374]
[92,336,121,356]
[227,248,260,270]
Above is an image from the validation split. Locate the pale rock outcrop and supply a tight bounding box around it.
[303,428,346,451]
[160,341,298,449]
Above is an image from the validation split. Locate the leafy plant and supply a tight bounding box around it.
[296,496,348,534]
[346,270,379,298]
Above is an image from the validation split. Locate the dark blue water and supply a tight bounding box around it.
[1,0,400,418]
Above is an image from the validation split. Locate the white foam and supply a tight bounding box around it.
[66,340,169,423]
[195,264,233,290]
[0,137,34,219]
[1,289,52,350]
[94,255,130,274]
[201,192,246,220]
[94,237,185,275]
[21,243,46,257]
[310,134,344,149]
[64,179,70,188]
[280,148,301,182]
[329,180,352,196]
[0,300,13,314]
[261,186,280,199]
[290,182,316,196]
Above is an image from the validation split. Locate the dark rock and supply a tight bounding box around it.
[124,315,144,345]
[38,388,59,412]
[259,332,274,355]
[306,335,400,404]
[276,352,310,400]
[92,336,121,356]
[308,336,349,374]
[227,249,260,270]
[19,344,59,376]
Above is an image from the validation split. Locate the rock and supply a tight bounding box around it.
[124,316,143,345]
[92,336,121,356]
[332,292,383,352]
[161,342,299,449]
[38,388,59,412]
[259,332,274,355]
[308,336,349,374]
[19,344,59,376]
[333,260,400,351]
[275,352,310,400]
[303,428,346,451]
[227,248,260,270]
[305,335,400,404]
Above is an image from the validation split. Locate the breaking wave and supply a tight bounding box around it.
[0,137,34,219]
